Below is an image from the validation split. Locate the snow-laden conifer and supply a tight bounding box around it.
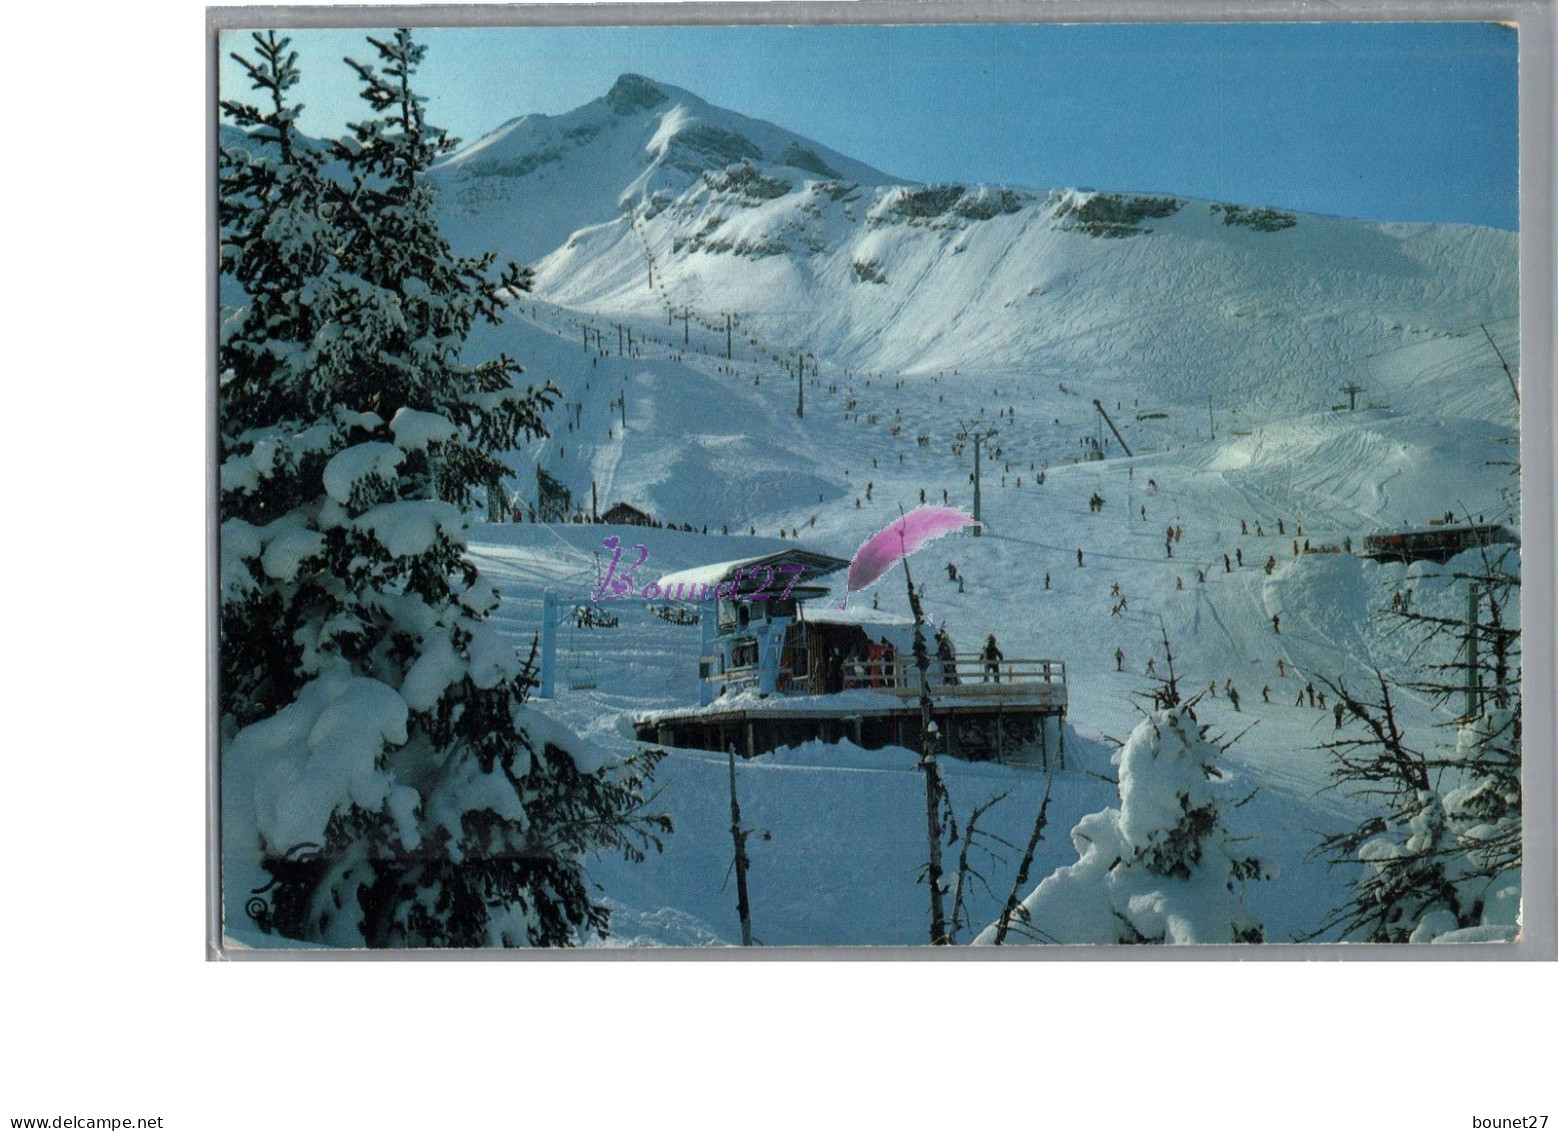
[979,704,1266,944]
[219,30,668,947]
[1312,543,1521,943]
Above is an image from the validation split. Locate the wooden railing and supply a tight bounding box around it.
[841,654,1066,691]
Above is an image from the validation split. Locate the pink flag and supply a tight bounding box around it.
[846,505,978,597]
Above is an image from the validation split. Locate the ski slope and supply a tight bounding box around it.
[439,74,1519,946]
[460,312,1517,944]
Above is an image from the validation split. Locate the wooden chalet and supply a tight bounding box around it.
[601,501,654,527]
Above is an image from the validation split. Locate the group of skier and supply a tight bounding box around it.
[934,625,1006,684]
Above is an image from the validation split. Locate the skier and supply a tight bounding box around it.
[1276,658,1286,677]
[981,635,1004,683]
[1236,547,1243,567]
[879,637,898,686]
[1115,647,1125,672]
[1272,613,1281,634]
[1228,684,1241,712]
[936,628,960,685]
[1241,519,1248,535]
[1146,658,1157,677]
[1261,685,1271,704]
[1044,572,1051,590]
[1077,548,1085,568]
[946,562,959,582]
[1224,553,1232,574]
[1333,701,1345,729]
[1306,683,1316,708]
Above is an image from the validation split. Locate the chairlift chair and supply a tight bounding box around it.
[566,608,598,691]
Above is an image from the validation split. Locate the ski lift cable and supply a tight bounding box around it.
[1360,313,1517,361]
[468,536,596,591]
[530,513,608,574]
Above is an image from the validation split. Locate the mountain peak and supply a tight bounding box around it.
[605,73,669,116]
[433,73,903,262]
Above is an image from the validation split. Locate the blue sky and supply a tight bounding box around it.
[218,22,1519,229]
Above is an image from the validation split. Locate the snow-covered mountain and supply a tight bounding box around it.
[431,73,898,266]
[435,74,1515,431]
[556,183,1512,411]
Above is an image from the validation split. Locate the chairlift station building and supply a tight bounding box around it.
[627,548,1069,765]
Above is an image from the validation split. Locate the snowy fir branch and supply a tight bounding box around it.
[219,30,667,947]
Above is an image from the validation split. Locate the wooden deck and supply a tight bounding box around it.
[636,656,1068,766]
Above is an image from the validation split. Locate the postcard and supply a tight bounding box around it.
[215,18,1524,950]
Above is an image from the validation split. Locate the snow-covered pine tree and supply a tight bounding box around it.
[1312,542,1521,943]
[218,30,668,948]
[977,704,1266,945]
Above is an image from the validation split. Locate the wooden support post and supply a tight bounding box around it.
[727,745,754,946]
